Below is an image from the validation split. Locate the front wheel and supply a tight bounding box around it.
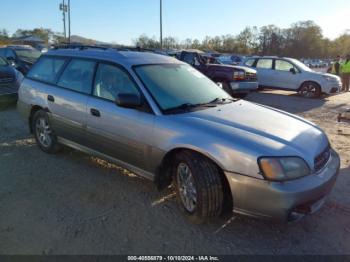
[32,110,60,154]
[299,82,321,98]
[172,151,223,224]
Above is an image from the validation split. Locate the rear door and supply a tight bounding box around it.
[254,58,274,87]
[85,63,155,174]
[26,56,96,144]
[273,59,301,90]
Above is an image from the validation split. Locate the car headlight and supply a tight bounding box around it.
[322,75,334,81]
[258,157,310,181]
[233,71,245,80]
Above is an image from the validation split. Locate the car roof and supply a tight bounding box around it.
[243,56,296,60]
[45,48,182,67]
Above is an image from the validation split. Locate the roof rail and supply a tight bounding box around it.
[52,43,159,53]
[53,43,110,51]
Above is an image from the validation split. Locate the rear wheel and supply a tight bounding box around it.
[172,151,223,224]
[299,82,321,98]
[32,110,60,154]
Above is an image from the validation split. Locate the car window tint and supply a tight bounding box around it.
[245,59,255,67]
[93,63,140,102]
[27,56,67,84]
[0,57,8,66]
[0,49,7,57]
[57,59,95,94]
[182,53,195,65]
[6,49,16,58]
[256,59,273,69]
[275,60,295,72]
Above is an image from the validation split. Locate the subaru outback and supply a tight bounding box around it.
[17,46,340,223]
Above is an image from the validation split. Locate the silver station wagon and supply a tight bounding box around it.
[17,46,340,223]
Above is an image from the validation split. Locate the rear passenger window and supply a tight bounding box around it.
[57,59,96,94]
[27,56,66,84]
[256,59,273,69]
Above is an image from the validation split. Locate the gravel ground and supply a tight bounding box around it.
[0,90,349,255]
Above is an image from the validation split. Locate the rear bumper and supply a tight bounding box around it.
[224,149,340,221]
[229,81,258,93]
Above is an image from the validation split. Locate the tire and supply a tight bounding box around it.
[32,110,60,154]
[299,82,321,98]
[172,151,223,224]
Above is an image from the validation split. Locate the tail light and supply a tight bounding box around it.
[233,71,245,80]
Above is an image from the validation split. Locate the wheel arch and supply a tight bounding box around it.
[29,105,50,133]
[298,80,322,92]
[154,147,233,212]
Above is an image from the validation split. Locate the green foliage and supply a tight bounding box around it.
[133,21,350,58]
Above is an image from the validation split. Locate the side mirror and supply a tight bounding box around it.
[290,68,297,74]
[115,93,142,109]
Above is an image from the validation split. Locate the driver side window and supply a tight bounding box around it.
[275,60,297,72]
[93,63,140,102]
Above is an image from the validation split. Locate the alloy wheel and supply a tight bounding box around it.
[35,117,52,148]
[176,162,197,213]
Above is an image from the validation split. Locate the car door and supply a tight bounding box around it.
[48,58,96,144]
[85,63,155,174]
[273,59,301,90]
[254,58,275,87]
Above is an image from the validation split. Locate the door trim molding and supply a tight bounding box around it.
[58,137,155,181]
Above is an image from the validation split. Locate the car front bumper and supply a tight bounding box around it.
[229,81,258,93]
[224,149,340,221]
[322,80,342,94]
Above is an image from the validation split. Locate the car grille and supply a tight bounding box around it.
[314,145,331,172]
[245,72,257,81]
[0,77,14,83]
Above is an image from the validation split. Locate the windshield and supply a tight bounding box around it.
[134,64,231,112]
[14,49,41,60]
[0,57,8,66]
[290,58,313,72]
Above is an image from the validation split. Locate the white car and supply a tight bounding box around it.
[241,56,342,98]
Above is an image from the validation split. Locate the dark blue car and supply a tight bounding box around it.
[0,56,23,102]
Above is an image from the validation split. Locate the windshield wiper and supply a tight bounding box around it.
[163,102,217,114]
[207,97,236,104]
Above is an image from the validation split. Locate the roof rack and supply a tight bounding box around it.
[52,43,159,53]
[53,43,110,51]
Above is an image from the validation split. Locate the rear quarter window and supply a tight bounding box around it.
[27,56,67,84]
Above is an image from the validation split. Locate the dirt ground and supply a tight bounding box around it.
[0,90,349,255]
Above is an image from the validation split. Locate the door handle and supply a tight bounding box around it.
[47,95,55,102]
[90,108,101,117]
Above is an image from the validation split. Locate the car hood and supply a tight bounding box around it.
[177,100,328,165]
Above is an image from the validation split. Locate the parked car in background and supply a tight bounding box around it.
[218,55,245,65]
[0,45,41,75]
[178,50,258,97]
[18,46,340,223]
[0,56,23,101]
[241,56,342,98]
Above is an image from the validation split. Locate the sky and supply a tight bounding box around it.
[1,0,349,45]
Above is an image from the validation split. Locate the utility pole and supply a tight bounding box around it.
[59,0,67,39]
[68,0,71,43]
[160,0,163,49]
